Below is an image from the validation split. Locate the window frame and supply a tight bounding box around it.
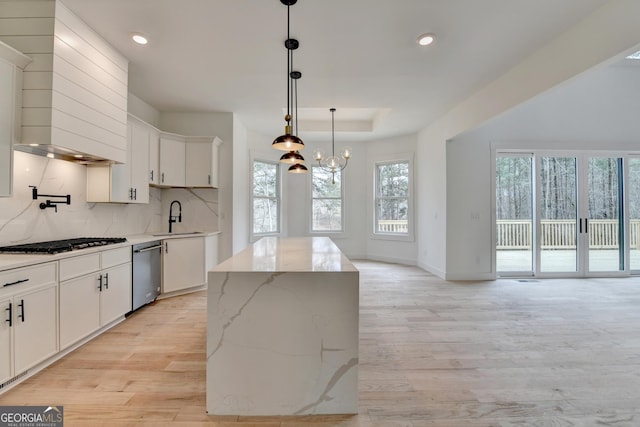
[309,165,346,235]
[372,154,414,242]
[250,157,283,241]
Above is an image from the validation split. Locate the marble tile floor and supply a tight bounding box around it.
[1,261,640,426]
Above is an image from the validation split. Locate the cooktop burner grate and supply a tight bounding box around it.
[0,237,128,254]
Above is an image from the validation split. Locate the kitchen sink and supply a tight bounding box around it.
[151,231,203,237]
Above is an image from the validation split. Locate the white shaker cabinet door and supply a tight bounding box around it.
[13,283,58,375]
[162,237,205,293]
[100,263,132,326]
[59,273,101,350]
[159,135,186,187]
[0,297,11,384]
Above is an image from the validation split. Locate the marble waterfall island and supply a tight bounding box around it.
[206,237,359,416]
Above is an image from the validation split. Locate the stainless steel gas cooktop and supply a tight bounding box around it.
[0,237,127,255]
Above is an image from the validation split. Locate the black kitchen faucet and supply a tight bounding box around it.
[169,200,182,233]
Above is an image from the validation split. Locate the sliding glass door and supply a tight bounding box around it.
[584,157,623,273]
[538,156,578,273]
[495,155,534,274]
[496,152,626,277]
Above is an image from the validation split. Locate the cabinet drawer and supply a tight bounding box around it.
[60,253,101,281]
[102,246,131,269]
[0,262,57,292]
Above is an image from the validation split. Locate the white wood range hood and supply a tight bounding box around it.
[0,0,129,164]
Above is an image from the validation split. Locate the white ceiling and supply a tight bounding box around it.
[61,0,610,143]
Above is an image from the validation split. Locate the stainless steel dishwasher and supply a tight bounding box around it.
[131,240,162,311]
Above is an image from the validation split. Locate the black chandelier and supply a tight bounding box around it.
[273,0,308,173]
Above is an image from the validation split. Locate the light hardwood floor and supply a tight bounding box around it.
[2,261,640,426]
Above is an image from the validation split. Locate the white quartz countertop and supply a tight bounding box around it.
[212,236,357,273]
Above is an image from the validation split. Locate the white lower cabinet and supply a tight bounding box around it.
[59,247,131,350]
[12,283,58,375]
[162,237,206,293]
[0,262,58,382]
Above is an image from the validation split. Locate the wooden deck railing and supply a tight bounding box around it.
[378,220,409,233]
[497,219,640,249]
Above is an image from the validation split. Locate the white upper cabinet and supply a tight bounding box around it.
[159,134,186,187]
[0,0,128,163]
[86,115,150,203]
[186,136,222,188]
[148,127,160,185]
[0,42,30,197]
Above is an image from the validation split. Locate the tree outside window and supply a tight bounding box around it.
[375,161,409,235]
[311,166,343,232]
[252,160,280,235]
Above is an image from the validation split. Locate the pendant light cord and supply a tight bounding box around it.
[286,4,291,125]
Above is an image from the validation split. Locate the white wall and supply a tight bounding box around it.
[232,117,249,254]
[127,93,160,128]
[417,122,448,277]
[416,0,640,279]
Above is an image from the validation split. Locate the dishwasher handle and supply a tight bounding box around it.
[134,244,163,253]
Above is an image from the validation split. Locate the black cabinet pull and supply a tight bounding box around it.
[579,218,582,234]
[98,275,103,292]
[18,299,25,322]
[133,188,137,200]
[4,278,29,288]
[162,172,165,183]
[585,218,589,232]
[208,174,211,185]
[5,303,11,327]
[150,170,154,181]
[104,273,109,290]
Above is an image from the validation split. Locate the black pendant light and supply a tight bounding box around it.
[273,0,305,153]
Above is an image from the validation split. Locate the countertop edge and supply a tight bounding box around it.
[0,231,221,271]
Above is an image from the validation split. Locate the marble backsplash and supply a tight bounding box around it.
[0,151,219,245]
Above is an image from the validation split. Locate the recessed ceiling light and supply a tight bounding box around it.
[46,153,55,159]
[416,33,435,47]
[626,50,640,60]
[132,33,148,45]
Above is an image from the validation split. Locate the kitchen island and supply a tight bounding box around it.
[206,237,359,416]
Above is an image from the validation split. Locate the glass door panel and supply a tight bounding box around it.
[496,155,533,274]
[539,157,578,273]
[586,157,623,272]
[628,158,640,271]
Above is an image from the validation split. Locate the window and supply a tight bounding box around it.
[311,166,343,232]
[375,160,410,236]
[252,160,280,236]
